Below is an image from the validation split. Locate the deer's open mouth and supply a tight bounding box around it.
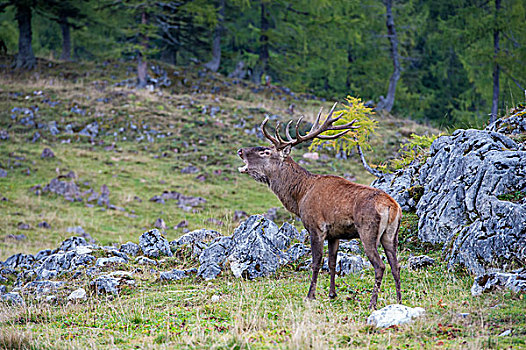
[238,159,248,173]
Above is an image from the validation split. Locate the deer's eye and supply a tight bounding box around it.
[258,150,272,157]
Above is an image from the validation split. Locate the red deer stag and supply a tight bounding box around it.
[237,103,402,309]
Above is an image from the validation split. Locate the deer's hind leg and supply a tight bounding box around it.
[358,219,386,309]
[381,217,402,304]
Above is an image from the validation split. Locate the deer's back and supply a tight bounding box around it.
[299,175,400,238]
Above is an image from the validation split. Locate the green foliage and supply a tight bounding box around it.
[379,132,440,172]
[309,96,377,154]
[497,191,526,203]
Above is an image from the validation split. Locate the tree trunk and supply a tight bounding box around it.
[59,13,71,61]
[137,11,148,89]
[490,0,501,123]
[252,1,270,84]
[204,0,224,72]
[376,0,400,113]
[15,2,36,70]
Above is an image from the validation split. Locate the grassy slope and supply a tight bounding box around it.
[0,57,524,349]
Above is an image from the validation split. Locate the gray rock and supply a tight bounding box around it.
[41,147,55,158]
[120,242,140,257]
[226,216,290,279]
[173,229,222,246]
[0,169,6,178]
[319,252,370,276]
[135,256,158,265]
[91,271,134,295]
[95,256,127,267]
[339,240,362,254]
[471,269,526,296]
[181,165,200,174]
[34,250,95,280]
[371,161,421,212]
[487,110,526,136]
[139,229,173,258]
[58,236,88,252]
[372,127,526,276]
[1,292,25,306]
[35,249,53,261]
[416,130,526,275]
[79,122,98,138]
[97,185,110,207]
[0,285,6,294]
[196,217,309,280]
[3,253,35,270]
[0,129,9,141]
[367,304,425,328]
[159,269,189,281]
[154,218,167,230]
[171,229,222,257]
[68,288,87,301]
[22,280,65,295]
[407,255,435,269]
[286,243,310,263]
[42,178,82,202]
[197,236,233,280]
[38,221,51,229]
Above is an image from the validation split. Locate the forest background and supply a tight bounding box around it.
[1,0,525,128]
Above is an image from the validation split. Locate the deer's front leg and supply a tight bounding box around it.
[307,233,324,300]
[328,238,339,299]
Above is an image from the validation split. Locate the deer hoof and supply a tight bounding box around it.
[329,292,337,299]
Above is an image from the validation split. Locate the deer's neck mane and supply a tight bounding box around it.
[268,157,313,216]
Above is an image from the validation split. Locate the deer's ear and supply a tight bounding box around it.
[280,145,292,158]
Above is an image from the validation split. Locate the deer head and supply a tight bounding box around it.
[237,102,360,183]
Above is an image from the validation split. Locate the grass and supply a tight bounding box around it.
[0,56,524,348]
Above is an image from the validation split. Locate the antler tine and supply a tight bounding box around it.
[274,121,288,145]
[261,117,280,147]
[285,120,295,142]
[294,116,306,142]
[315,129,353,140]
[312,107,323,131]
[318,102,340,129]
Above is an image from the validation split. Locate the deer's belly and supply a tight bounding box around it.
[323,222,359,240]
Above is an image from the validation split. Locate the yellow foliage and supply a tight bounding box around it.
[309,96,377,153]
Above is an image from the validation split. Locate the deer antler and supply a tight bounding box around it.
[261,102,360,150]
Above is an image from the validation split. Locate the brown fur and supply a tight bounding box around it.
[238,146,402,309]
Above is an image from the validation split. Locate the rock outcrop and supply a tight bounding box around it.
[371,111,526,289]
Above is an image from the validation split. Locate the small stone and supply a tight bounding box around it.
[174,220,188,230]
[181,165,200,174]
[154,218,167,230]
[41,148,55,158]
[135,256,158,265]
[498,330,512,337]
[68,288,87,301]
[95,256,127,267]
[0,169,7,178]
[233,210,248,221]
[211,295,220,302]
[407,255,435,269]
[18,222,31,230]
[367,304,425,328]
[38,221,51,229]
[302,152,319,161]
